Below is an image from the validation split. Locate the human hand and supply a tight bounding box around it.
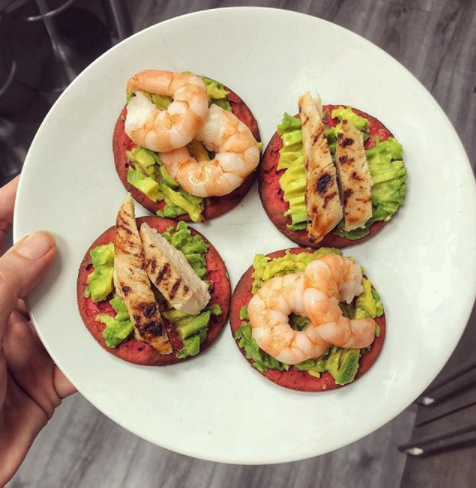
[0,176,76,486]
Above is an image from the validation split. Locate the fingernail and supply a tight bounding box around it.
[17,231,55,259]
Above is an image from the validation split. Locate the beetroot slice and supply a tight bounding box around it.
[259,105,394,249]
[229,248,386,392]
[113,85,261,222]
[77,216,230,366]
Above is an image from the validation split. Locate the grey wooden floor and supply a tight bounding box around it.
[6,1,476,487]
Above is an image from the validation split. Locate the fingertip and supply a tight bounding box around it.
[15,231,56,260]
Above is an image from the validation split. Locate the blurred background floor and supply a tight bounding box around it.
[2,1,476,487]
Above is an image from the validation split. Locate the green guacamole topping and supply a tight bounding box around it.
[125,75,232,221]
[89,222,220,357]
[234,250,384,385]
[276,107,407,238]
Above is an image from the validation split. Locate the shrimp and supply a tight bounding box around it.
[124,70,208,152]
[159,104,260,197]
[303,254,376,349]
[248,273,330,365]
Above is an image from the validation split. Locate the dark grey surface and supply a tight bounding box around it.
[5,1,476,487]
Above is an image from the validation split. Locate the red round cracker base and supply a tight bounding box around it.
[259,105,394,248]
[229,248,386,392]
[77,217,230,366]
[113,86,261,222]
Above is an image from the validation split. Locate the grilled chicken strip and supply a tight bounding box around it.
[114,194,172,354]
[335,119,372,230]
[299,92,343,243]
[140,223,210,315]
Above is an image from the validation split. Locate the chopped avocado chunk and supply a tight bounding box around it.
[158,185,204,223]
[126,90,133,102]
[159,204,187,219]
[126,147,161,176]
[87,243,115,302]
[207,304,222,316]
[178,333,201,358]
[294,357,327,377]
[326,347,361,385]
[127,168,163,201]
[331,106,369,131]
[162,308,191,322]
[355,279,384,318]
[367,139,407,216]
[176,311,210,340]
[200,75,232,112]
[281,130,303,148]
[164,305,221,359]
[163,303,221,324]
[109,294,130,321]
[187,140,210,161]
[202,76,228,100]
[96,294,133,348]
[277,112,302,134]
[177,329,207,359]
[88,268,114,303]
[90,242,114,268]
[158,165,180,189]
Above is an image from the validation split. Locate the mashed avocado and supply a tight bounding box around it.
[125,75,232,220]
[235,250,384,385]
[276,108,407,238]
[87,222,219,356]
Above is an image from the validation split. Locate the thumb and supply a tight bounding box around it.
[0,231,56,336]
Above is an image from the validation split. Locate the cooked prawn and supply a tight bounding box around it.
[125,70,208,152]
[303,255,376,349]
[248,273,330,365]
[159,104,260,197]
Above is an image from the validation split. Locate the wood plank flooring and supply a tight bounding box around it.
[5,0,476,487]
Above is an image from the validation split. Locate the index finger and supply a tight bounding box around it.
[0,175,19,250]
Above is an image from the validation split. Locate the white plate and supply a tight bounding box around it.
[14,7,476,464]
